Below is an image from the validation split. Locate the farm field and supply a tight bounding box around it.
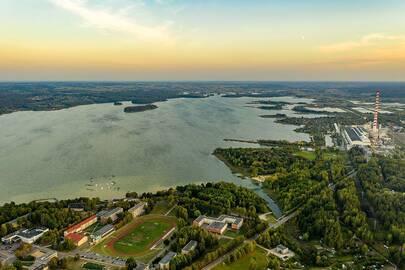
[91,214,177,259]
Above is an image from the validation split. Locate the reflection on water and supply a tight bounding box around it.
[0,96,311,204]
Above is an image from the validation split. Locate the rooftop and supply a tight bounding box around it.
[93,224,115,238]
[159,251,176,264]
[182,240,198,252]
[99,207,123,217]
[65,215,97,233]
[208,221,227,230]
[18,228,47,239]
[129,202,146,211]
[65,233,86,243]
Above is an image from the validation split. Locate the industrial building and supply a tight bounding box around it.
[98,207,123,224]
[128,202,147,218]
[63,215,97,236]
[193,215,243,235]
[343,126,371,149]
[1,228,49,244]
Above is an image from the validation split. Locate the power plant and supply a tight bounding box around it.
[339,90,395,153]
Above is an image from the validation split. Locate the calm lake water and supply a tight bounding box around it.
[0,96,311,205]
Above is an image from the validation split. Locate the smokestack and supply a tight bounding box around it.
[373,90,380,133]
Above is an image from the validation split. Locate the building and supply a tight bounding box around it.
[181,240,198,255]
[68,203,85,212]
[91,224,115,243]
[158,251,176,270]
[1,228,49,244]
[134,263,150,270]
[65,233,88,247]
[343,126,371,149]
[275,244,289,255]
[193,215,243,234]
[98,207,123,224]
[63,215,97,236]
[269,244,295,261]
[128,202,147,218]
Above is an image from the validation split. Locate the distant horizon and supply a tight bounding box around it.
[1,80,405,83]
[1,1,405,81]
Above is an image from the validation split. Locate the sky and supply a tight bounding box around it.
[1,0,405,81]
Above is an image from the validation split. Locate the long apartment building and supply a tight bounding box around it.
[63,215,97,237]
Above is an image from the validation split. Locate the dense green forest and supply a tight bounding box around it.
[216,144,404,268]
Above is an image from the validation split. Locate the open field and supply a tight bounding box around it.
[294,150,316,160]
[91,215,176,259]
[213,247,269,270]
[150,201,171,215]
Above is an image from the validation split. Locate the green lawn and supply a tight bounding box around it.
[114,220,171,254]
[150,201,171,215]
[83,262,105,270]
[214,247,269,270]
[294,151,316,160]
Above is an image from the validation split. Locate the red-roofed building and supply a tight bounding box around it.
[65,233,88,247]
[63,215,97,237]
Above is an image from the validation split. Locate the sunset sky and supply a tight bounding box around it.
[1,0,405,81]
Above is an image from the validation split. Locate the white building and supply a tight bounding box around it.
[128,202,147,218]
[1,228,49,244]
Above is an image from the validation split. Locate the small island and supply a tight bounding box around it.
[260,113,287,118]
[124,104,158,113]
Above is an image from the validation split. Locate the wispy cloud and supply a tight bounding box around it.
[50,0,172,41]
[319,33,405,53]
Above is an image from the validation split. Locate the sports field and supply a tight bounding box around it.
[92,215,176,258]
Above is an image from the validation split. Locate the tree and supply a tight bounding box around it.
[126,257,137,270]
[48,257,58,270]
[361,244,368,255]
[249,257,257,270]
[0,224,7,237]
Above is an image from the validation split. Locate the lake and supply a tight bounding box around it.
[0,95,311,205]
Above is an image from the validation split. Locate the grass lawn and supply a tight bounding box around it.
[213,247,269,270]
[294,151,316,160]
[150,201,171,215]
[83,262,105,270]
[224,230,244,238]
[91,215,176,258]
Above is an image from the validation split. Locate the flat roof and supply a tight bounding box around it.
[99,207,123,217]
[93,224,115,237]
[208,222,227,230]
[159,251,176,264]
[182,240,198,251]
[18,228,47,239]
[129,202,146,211]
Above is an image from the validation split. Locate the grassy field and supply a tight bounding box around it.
[91,215,176,259]
[294,150,316,160]
[213,247,269,270]
[150,201,171,215]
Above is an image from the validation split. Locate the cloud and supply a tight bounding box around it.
[50,0,171,41]
[319,33,405,53]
